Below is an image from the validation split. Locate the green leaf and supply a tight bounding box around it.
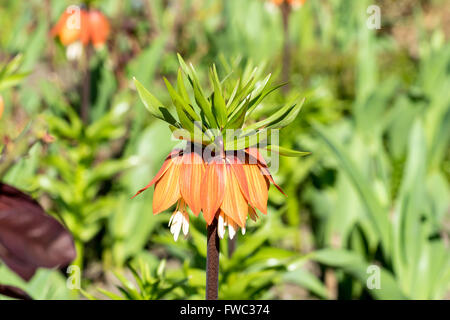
[313,123,392,258]
[133,77,178,126]
[224,129,270,151]
[227,76,256,115]
[0,54,24,79]
[177,53,191,79]
[226,79,241,109]
[244,98,303,132]
[0,72,30,91]
[311,249,406,300]
[97,287,124,300]
[225,97,250,129]
[163,77,196,132]
[193,76,218,128]
[267,98,305,129]
[265,145,311,157]
[176,68,190,103]
[210,65,227,127]
[283,269,329,299]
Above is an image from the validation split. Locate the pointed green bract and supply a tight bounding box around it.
[177,69,190,103]
[224,129,270,151]
[163,77,196,132]
[265,145,311,157]
[133,55,306,154]
[193,74,218,128]
[133,77,178,126]
[210,65,227,128]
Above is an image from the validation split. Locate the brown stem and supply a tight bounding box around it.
[228,237,236,258]
[206,216,220,300]
[281,2,291,92]
[81,44,92,124]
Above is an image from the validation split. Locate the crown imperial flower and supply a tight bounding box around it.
[132,55,308,241]
[51,7,110,48]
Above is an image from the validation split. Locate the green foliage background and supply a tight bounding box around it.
[0,0,449,300]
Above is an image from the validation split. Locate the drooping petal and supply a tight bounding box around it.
[152,156,182,214]
[180,152,205,216]
[88,10,110,47]
[220,165,248,228]
[79,10,90,45]
[248,206,259,222]
[243,164,268,214]
[245,147,286,196]
[200,160,225,225]
[245,147,267,166]
[132,149,183,199]
[51,11,69,37]
[226,156,250,202]
[58,13,82,46]
[259,164,286,196]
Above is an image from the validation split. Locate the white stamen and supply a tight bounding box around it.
[241,227,246,235]
[228,221,237,240]
[182,211,189,236]
[218,213,225,239]
[169,211,183,241]
[66,41,83,61]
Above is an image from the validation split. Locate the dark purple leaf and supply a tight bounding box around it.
[0,284,32,300]
[0,183,76,281]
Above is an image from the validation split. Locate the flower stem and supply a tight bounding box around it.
[281,2,291,92]
[81,44,92,124]
[228,237,236,258]
[206,216,220,300]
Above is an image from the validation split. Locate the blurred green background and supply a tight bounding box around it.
[0,0,449,300]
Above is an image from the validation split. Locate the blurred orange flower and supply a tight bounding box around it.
[51,8,110,48]
[271,0,306,6]
[132,146,284,241]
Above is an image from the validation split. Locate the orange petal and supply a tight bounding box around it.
[180,152,205,216]
[152,156,182,214]
[51,11,69,37]
[88,10,110,47]
[248,206,259,221]
[220,165,248,228]
[132,149,183,199]
[201,161,225,225]
[259,164,286,196]
[245,147,286,196]
[79,10,90,45]
[226,156,249,201]
[243,164,268,214]
[245,147,267,166]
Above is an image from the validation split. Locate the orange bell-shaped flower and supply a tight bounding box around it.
[51,7,109,48]
[133,145,284,241]
[87,10,110,48]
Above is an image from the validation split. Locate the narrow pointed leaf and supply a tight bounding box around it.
[210,65,227,127]
[133,77,178,126]
[176,69,190,103]
[224,129,270,151]
[265,145,311,157]
[163,78,195,132]
[193,79,218,128]
[268,98,305,129]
